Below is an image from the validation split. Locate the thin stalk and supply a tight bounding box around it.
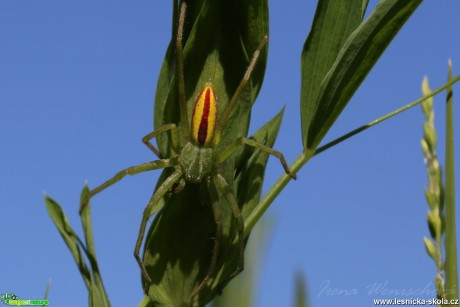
[444,60,458,301]
[245,76,460,235]
[43,278,51,305]
[315,75,460,155]
[245,150,313,236]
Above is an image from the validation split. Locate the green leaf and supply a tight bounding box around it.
[142,185,215,306]
[300,0,363,151]
[89,283,108,307]
[45,190,110,307]
[444,59,459,301]
[80,187,111,307]
[45,194,91,288]
[211,217,273,307]
[303,0,422,150]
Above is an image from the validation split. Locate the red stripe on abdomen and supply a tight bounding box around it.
[197,89,210,145]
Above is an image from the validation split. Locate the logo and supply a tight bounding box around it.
[1,293,49,306]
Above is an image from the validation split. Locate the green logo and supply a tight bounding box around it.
[1,293,49,306]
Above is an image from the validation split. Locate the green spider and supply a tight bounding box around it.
[79,0,296,303]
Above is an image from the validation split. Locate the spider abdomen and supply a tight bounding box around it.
[191,84,217,145]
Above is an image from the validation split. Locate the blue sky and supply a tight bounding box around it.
[1,1,460,306]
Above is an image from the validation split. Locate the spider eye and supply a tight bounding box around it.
[191,85,217,145]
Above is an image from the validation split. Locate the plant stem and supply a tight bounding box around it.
[315,75,460,155]
[245,75,460,235]
[244,150,313,236]
[444,60,458,301]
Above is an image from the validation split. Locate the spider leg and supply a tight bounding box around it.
[142,123,180,158]
[134,169,183,283]
[189,178,223,306]
[213,173,245,283]
[176,1,190,139]
[79,159,174,214]
[214,35,268,145]
[217,137,297,179]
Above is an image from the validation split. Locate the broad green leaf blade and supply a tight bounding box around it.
[211,218,273,307]
[305,0,422,151]
[154,0,268,157]
[142,110,284,306]
[300,0,362,150]
[444,60,458,301]
[44,195,91,289]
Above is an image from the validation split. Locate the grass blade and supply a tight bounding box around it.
[42,278,51,307]
[80,187,111,307]
[45,190,110,307]
[44,195,91,288]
